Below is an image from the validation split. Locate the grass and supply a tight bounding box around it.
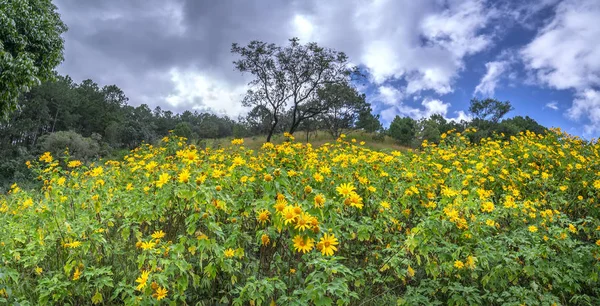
[199,130,408,151]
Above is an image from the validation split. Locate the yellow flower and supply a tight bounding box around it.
[304,185,313,194]
[528,225,538,233]
[261,234,270,246]
[314,194,326,208]
[317,233,339,256]
[485,219,496,227]
[596,240,600,246]
[35,266,43,275]
[73,267,82,280]
[135,270,150,290]
[90,166,103,177]
[295,212,313,232]
[282,206,297,225]
[454,260,464,269]
[39,152,53,163]
[313,173,324,182]
[292,235,315,254]
[68,160,82,168]
[264,174,273,182]
[156,173,170,188]
[155,287,168,300]
[178,169,190,183]
[256,210,270,225]
[140,241,156,250]
[568,224,577,233]
[480,201,494,213]
[68,240,83,248]
[345,192,364,209]
[151,230,166,240]
[274,199,287,212]
[336,183,355,197]
[407,265,415,277]
[224,248,235,258]
[466,256,476,269]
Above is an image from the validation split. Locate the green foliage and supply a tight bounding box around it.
[389,116,417,146]
[173,122,193,140]
[0,0,67,118]
[469,98,513,123]
[316,83,369,138]
[356,105,383,134]
[232,37,354,141]
[1,131,599,305]
[38,131,100,161]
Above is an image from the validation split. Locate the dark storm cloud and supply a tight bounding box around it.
[54,0,308,112]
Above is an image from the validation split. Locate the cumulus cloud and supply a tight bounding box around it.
[378,96,470,125]
[474,61,509,96]
[567,89,600,135]
[54,0,500,117]
[520,0,600,135]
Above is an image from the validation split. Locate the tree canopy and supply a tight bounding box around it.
[0,0,67,118]
[231,37,354,142]
[469,98,513,123]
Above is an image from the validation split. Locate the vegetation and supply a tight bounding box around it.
[0,14,588,304]
[232,38,356,141]
[0,0,67,118]
[1,130,599,305]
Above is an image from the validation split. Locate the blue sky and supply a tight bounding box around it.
[55,0,600,138]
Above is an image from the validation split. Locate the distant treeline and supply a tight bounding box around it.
[0,76,547,191]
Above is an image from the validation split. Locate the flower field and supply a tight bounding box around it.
[1,129,600,305]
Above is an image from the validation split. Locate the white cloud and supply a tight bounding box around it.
[166,68,248,116]
[474,61,509,96]
[545,101,559,110]
[292,14,315,42]
[567,89,600,135]
[421,98,450,117]
[521,0,600,136]
[376,85,404,105]
[377,96,470,125]
[309,0,496,95]
[451,110,473,122]
[56,0,504,119]
[521,0,600,90]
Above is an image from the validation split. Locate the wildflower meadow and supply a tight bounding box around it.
[1,129,599,305]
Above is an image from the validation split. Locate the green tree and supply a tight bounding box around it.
[389,116,416,146]
[0,0,67,118]
[232,38,353,141]
[173,122,193,139]
[356,105,383,133]
[316,83,369,138]
[469,98,513,123]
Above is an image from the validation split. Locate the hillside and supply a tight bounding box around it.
[1,129,599,305]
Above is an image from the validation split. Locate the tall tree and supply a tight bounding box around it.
[389,116,417,147]
[0,0,67,118]
[356,105,383,133]
[232,38,353,141]
[469,98,513,123]
[317,83,368,139]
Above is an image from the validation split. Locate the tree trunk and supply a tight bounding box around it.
[266,114,278,142]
